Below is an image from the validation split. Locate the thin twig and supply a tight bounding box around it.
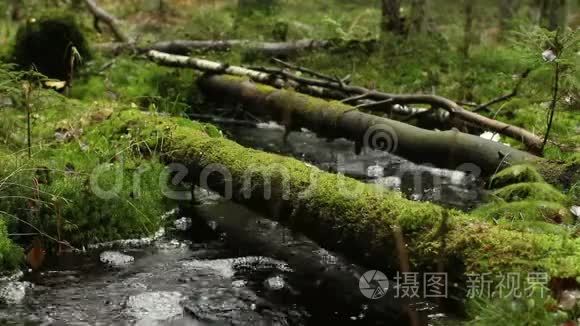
[354,98,393,110]
[272,57,349,85]
[542,62,560,154]
[341,93,370,103]
[472,68,531,113]
[187,113,259,127]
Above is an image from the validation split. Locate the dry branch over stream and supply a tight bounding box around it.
[147,50,545,154]
[145,50,540,175]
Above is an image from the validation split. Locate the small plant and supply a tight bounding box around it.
[322,11,378,41]
[512,27,579,155]
[467,289,572,326]
[0,64,47,157]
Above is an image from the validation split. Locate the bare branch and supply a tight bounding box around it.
[148,50,544,154]
[97,39,330,56]
[83,0,129,42]
[473,69,531,112]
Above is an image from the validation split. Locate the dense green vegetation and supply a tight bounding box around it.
[0,0,577,324]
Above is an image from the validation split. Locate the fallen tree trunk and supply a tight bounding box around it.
[197,74,538,176]
[148,49,540,174]
[250,65,544,155]
[146,49,347,100]
[145,50,505,143]
[147,50,544,154]
[107,108,580,285]
[195,199,408,322]
[97,39,331,56]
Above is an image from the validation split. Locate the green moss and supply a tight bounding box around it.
[203,124,223,138]
[106,108,580,279]
[0,103,174,250]
[490,164,544,189]
[0,218,23,271]
[71,57,199,116]
[492,182,568,203]
[467,290,569,326]
[472,200,574,224]
[535,155,580,191]
[568,182,580,205]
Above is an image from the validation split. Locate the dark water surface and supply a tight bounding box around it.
[223,122,485,210]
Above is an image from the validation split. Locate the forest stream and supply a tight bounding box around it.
[0,122,479,325]
[0,0,578,324]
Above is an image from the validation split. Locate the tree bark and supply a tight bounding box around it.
[462,0,474,59]
[499,0,519,34]
[547,0,567,30]
[197,74,539,175]
[110,109,580,286]
[538,0,550,25]
[10,0,21,21]
[382,0,404,35]
[409,0,428,33]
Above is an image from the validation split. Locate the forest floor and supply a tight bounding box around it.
[0,0,578,324]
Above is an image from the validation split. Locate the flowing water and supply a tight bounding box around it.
[223,122,485,210]
[0,121,482,325]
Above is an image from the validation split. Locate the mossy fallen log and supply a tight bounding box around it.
[102,108,580,282]
[147,50,543,154]
[197,75,539,176]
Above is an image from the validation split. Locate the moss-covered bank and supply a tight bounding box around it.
[0,102,172,268]
[0,218,22,271]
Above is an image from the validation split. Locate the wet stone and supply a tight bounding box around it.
[174,217,193,231]
[232,279,248,288]
[264,275,285,291]
[125,291,185,322]
[99,251,135,267]
[0,281,32,304]
[373,176,402,191]
[367,164,384,178]
[183,287,297,325]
